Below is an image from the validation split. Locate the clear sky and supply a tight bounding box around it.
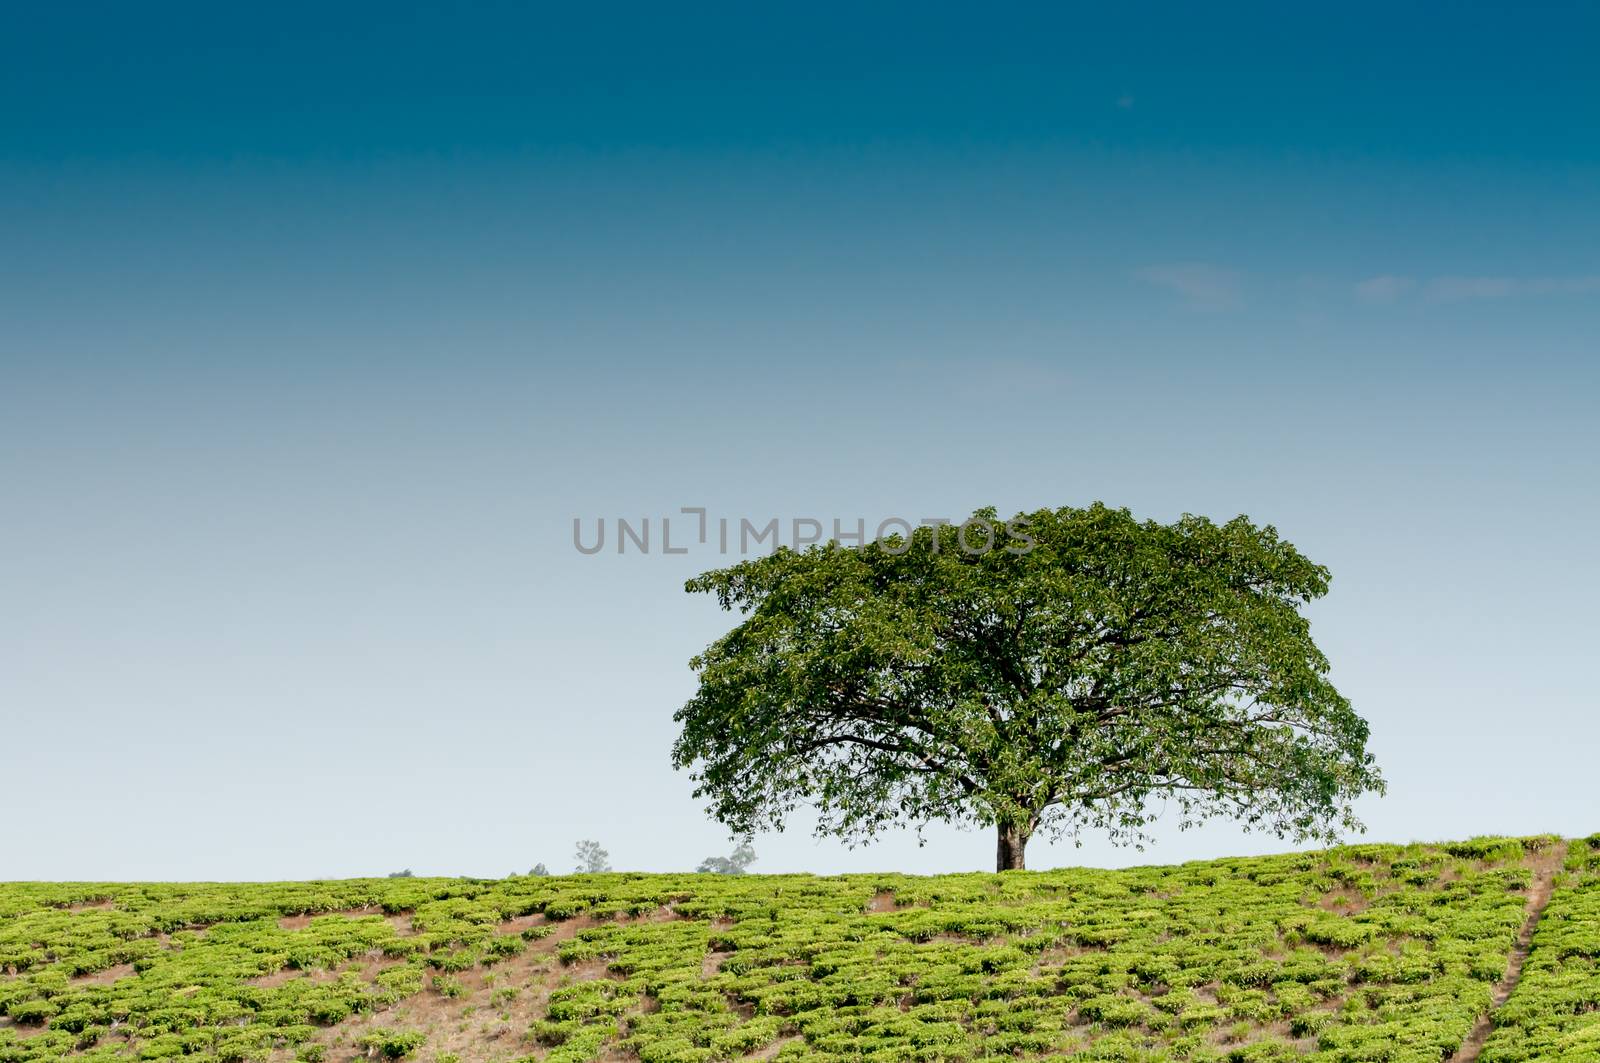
[4,2,1598,879]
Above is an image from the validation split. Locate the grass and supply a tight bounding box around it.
[1,834,1596,1062]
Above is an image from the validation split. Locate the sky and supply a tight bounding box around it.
[3,2,1598,880]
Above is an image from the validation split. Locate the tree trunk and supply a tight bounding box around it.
[996,823,1029,871]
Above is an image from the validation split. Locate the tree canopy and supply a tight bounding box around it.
[696,842,758,875]
[574,840,611,874]
[672,504,1382,870]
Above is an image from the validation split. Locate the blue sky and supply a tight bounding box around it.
[3,3,1598,879]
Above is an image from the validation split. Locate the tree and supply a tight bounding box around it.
[574,840,611,874]
[387,869,415,878]
[529,862,550,877]
[697,842,757,875]
[673,504,1383,872]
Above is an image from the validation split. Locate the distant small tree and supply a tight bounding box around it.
[529,862,551,877]
[387,869,415,879]
[574,840,611,874]
[697,842,757,875]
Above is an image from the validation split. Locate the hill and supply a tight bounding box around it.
[3,835,1599,1063]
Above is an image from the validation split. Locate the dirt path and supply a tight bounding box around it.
[1451,848,1564,1061]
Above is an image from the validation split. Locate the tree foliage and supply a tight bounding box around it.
[673,504,1383,869]
[574,840,611,874]
[697,842,758,875]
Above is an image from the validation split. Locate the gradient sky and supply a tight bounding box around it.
[4,2,1598,880]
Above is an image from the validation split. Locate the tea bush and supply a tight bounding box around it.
[1477,836,1600,1061]
[0,836,1587,1061]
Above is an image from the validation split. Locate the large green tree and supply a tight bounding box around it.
[673,505,1383,871]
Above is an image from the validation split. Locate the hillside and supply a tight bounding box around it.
[3,836,1599,1063]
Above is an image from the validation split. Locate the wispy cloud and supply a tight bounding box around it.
[1137,263,1242,311]
[1354,273,1600,304]
[1354,275,1416,304]
[892,357,1074,399]
[1424,275,1600,302]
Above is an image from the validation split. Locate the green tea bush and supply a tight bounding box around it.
[0,836,1588,1062]
[357,1028,428,1058]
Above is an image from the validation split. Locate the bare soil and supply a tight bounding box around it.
[1450,848,1564,1062]
[268,908,667,1063]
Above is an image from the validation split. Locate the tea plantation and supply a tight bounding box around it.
[4,835,1598,1063]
